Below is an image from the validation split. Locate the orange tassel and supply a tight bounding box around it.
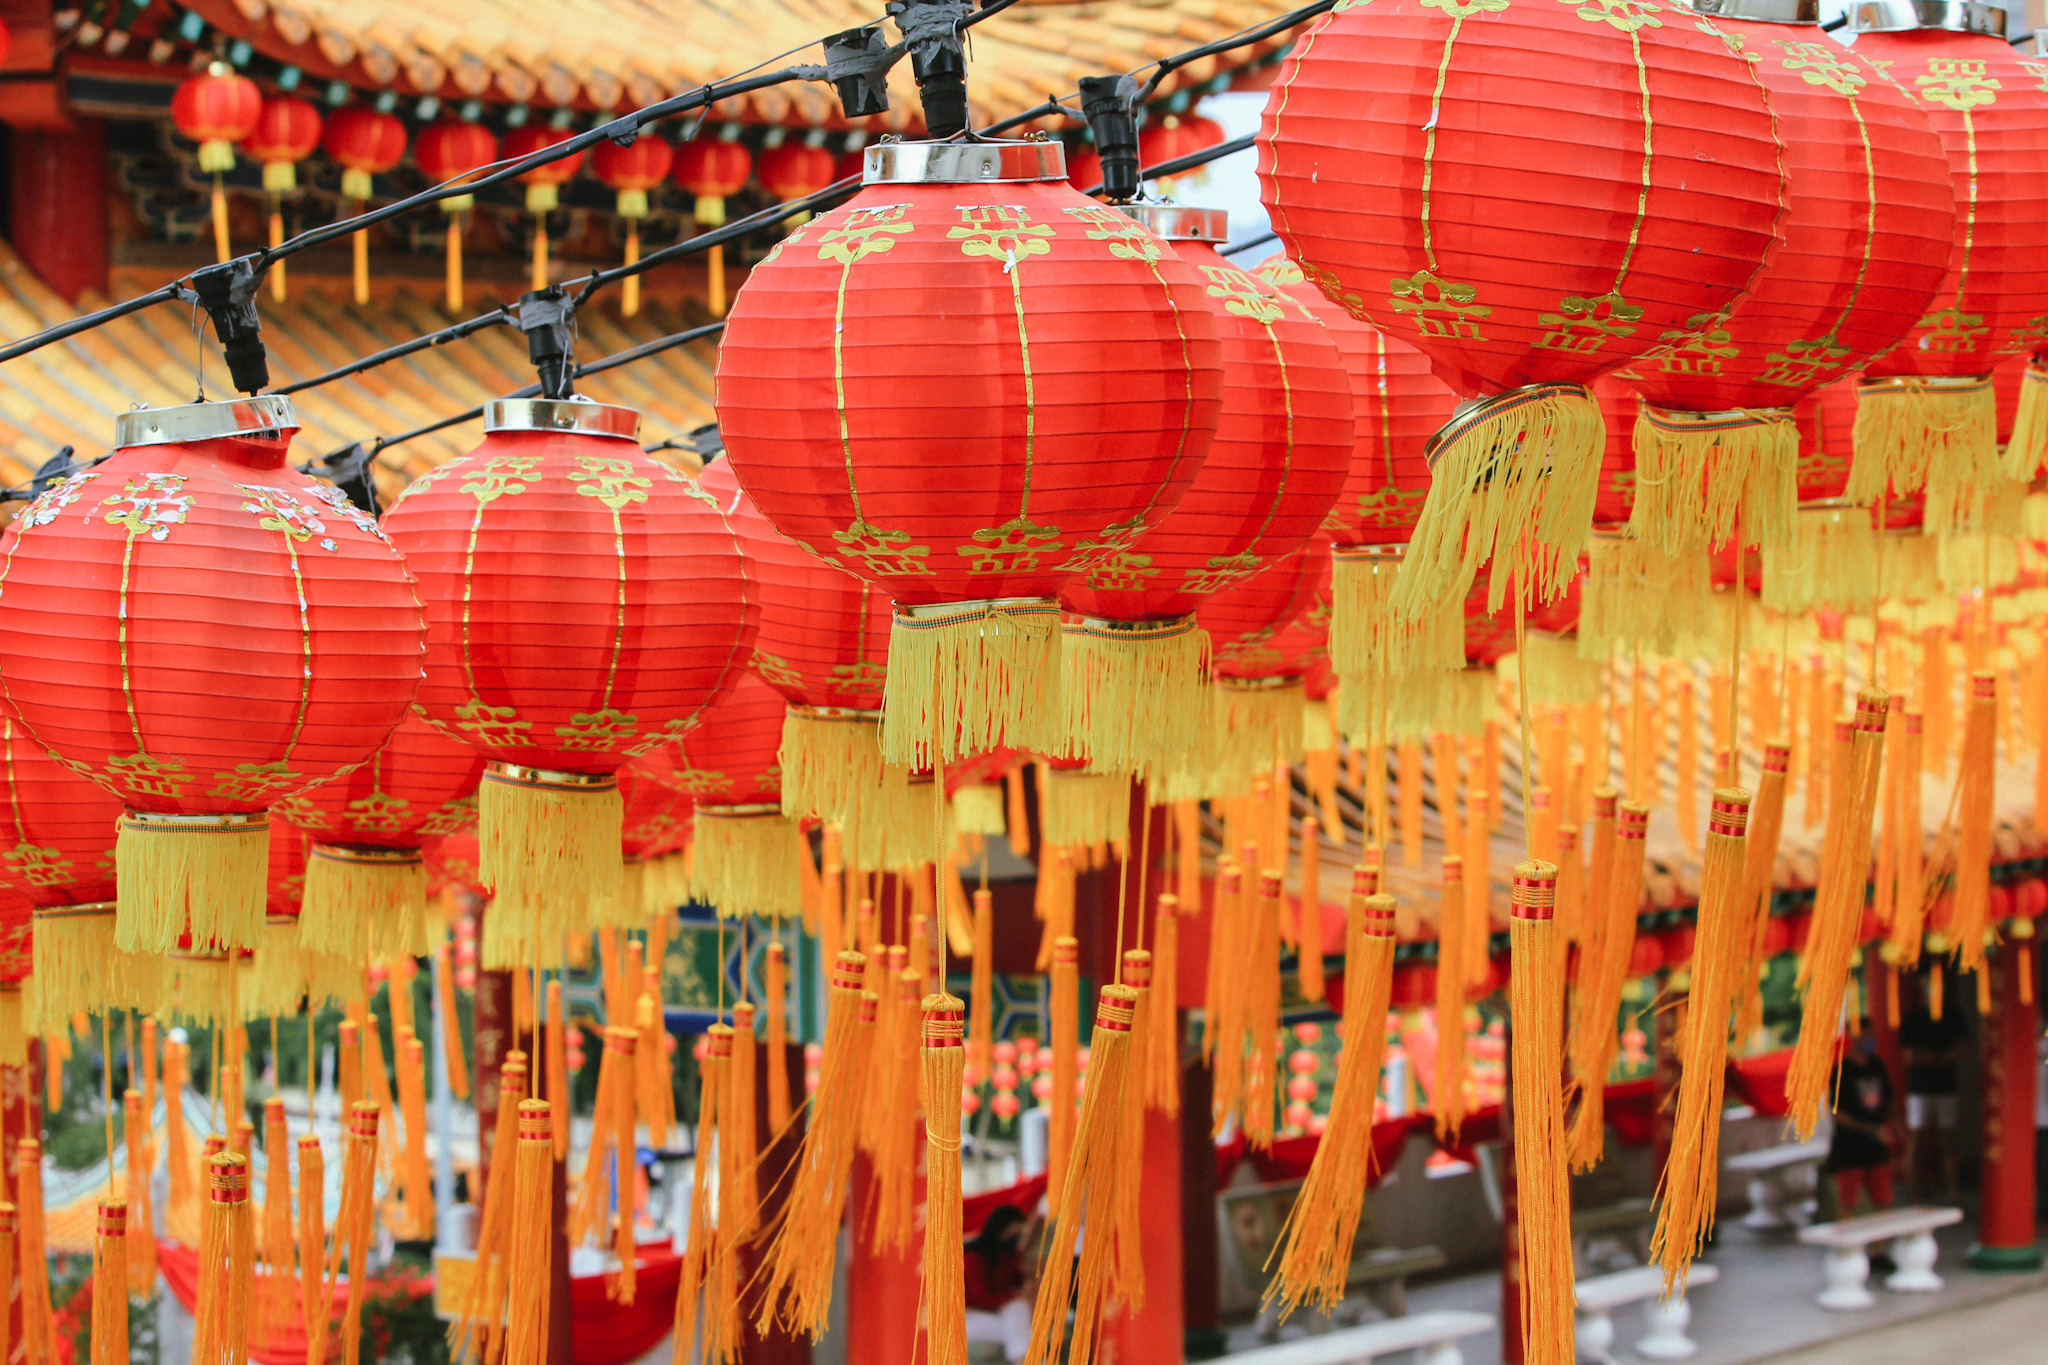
[1269,880,1395,1316]
[1887,713,1928,965]
[1113,948,1153,1316]
[1807,656,1833,827]
[968,890,995,1086]
[397,1031,434,1239]
[1146,894,1182,1116]
[1555,826,1583,950]
[1023,987,1138,1365]
[337,1020,361,1120]
[1432,854,1469,1142]
[1432,734,1464,855]
[0,1203,15,1365]
[1243,870,1286,1150]
[1175,800,1202,912]
[123,1090,156,1292]
[1787,690,1889,1138]
[439,945,471,1102]
[503,1101,555,1365]
[194,1152,252,1365]
[1921,627,1951,778]
[1530,786,1559,866]
[296,1135,326,1365]
[921,996,968,1365]
[1676,676,1700,852]
[1567,800,1649,1171]
[1398,741,1425,868]
[258,1098,294,1336]
[1952,673,1998,973]
[1463,791,1493,990]
[1049,938,1080,1196]
[639,992,671,1152]
[728,1002,758,1243]
[753,953,873,1339]
[1298,817,1326,1003]
[362,1012,397,1155]
[456,1055,527,1361]
[1734,742,1790,1044]
[17,1138,53,1365]
[546,982,570,1160]
[673,1026,739,1365]
[92,1200,127,1365]
[1509,863,1574,1365]
[1651,789,1751,1291]
[766,942,792,1132]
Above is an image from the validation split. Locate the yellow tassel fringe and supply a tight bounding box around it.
[1056,615,1211,780]
[301,845,429,960]
[778,706,886,826]
[1628,404,1797,556]
[114,812,268,955]
[1577,533,1711,662]
[479,765,623,969]
[688,806,801,919]
[30,904,153,1028]
[879,599,1062,769]
[1848,375,1999,537]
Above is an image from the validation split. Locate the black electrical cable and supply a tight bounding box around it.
[272,307,515,396]
[1080,131,1255,197]
[0,282,190,366]
[1225,230,1279,256]
[1129,0,1335,104]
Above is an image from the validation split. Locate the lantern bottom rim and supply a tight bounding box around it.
[482,762,620,793]
[1424,381,1591,470]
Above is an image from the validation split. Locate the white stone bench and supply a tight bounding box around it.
[1221,1310,1495,1365]
[1796,1205,1963,1309]
[1723,1140,1828,1230]
[1574,1262,1718,1364]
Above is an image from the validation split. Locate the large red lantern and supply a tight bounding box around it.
[381,398,758,967]
[695,461,904,865]
[0,396,424,957]
[718,138,1226,773]
[1059,207,1350,780]
[277,713,484,961]
[3,712,144,1027]
[1255,254,1463,739]
[1258,0,1785,623]
[1614,10,1954,562]
[1849,8,2048,536]
[594,133,675,317]
[673,671,794,918]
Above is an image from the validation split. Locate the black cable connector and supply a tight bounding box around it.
[691,423,726,462]
[517,288,578,401]
[1079,75,1142,204]
[890,0,972,138]
[191,257,270,396]
[314,442,383,516]
[824,26,894,118]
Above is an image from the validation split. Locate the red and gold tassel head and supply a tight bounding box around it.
[92,1199,128,1365]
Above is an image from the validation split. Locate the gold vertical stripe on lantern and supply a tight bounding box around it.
[1785,690,1888,1136]
[1650,789,1750,1292]
[1508,862,1573,1365]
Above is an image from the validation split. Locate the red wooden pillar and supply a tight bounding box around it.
[1969,945,2042,1270]
[845,1149,921,1365]
[1866,953,1909,1190]
[1100,1096,1183,1365]
[1179,1054,1224,1360]
[7,121,109,303]
[472,967,515,1203]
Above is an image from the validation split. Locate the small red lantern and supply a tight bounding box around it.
[696,461,898,866]
[173,62,262,263]
[1259,0,1785,625]
[505,124,584,291]
[1256,253,1461,737]
[1139,112,1225,190]
[674,671,794,918]
[1187,539,1332,798]
[414,119,501,313]
[757,137,835,206]
[718,139,1227,772]
[244,95,323,194]
[171,63,261,173]
[593,132,674,316]
[322,105,409,304]
[381,396,758,968]
[277,712,484,961]
[1059,207,1347,781]
[675,131,754,316]
[0,397,424,957]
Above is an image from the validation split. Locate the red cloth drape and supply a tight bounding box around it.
[963,1174,1048,1236]
[157,1241,431,1365]
[1727,1048,1796,1118]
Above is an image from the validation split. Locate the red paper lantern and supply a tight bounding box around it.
[1851,11,2048,521]
[504,124,584,213]
[758,139,836,202]
[1065,145,1102,195]
[322,105,408,200]
[1139,113,1225,186]
[414,119,500,204]
[673,671,794,917]
[617,749,693,921]
[277,712,484,959]
[593,134,675,218]
[718,139,1226,770]
[172,63,261,172]
[695,460,897,854]
[243,95,323,193]
[381,398,759,966]
[1060,208,1349,778]
[1255,253,1462,726]
[1259,0,1785,621]
[1613,16,1954,561]
[0,396,423,956]
[674,134,754,226]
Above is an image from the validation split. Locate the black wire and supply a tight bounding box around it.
[272,307,514,395]
[1131,0,1335,104]
[1225,230,1279,256]
[367,319,729,456]
[1079,131,1256,196]
[0,282,190,366]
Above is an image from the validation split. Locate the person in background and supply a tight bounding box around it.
[1899,987,1969,1202]
[964,1203,1037,1362]
[1827,1028,1897,1271]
